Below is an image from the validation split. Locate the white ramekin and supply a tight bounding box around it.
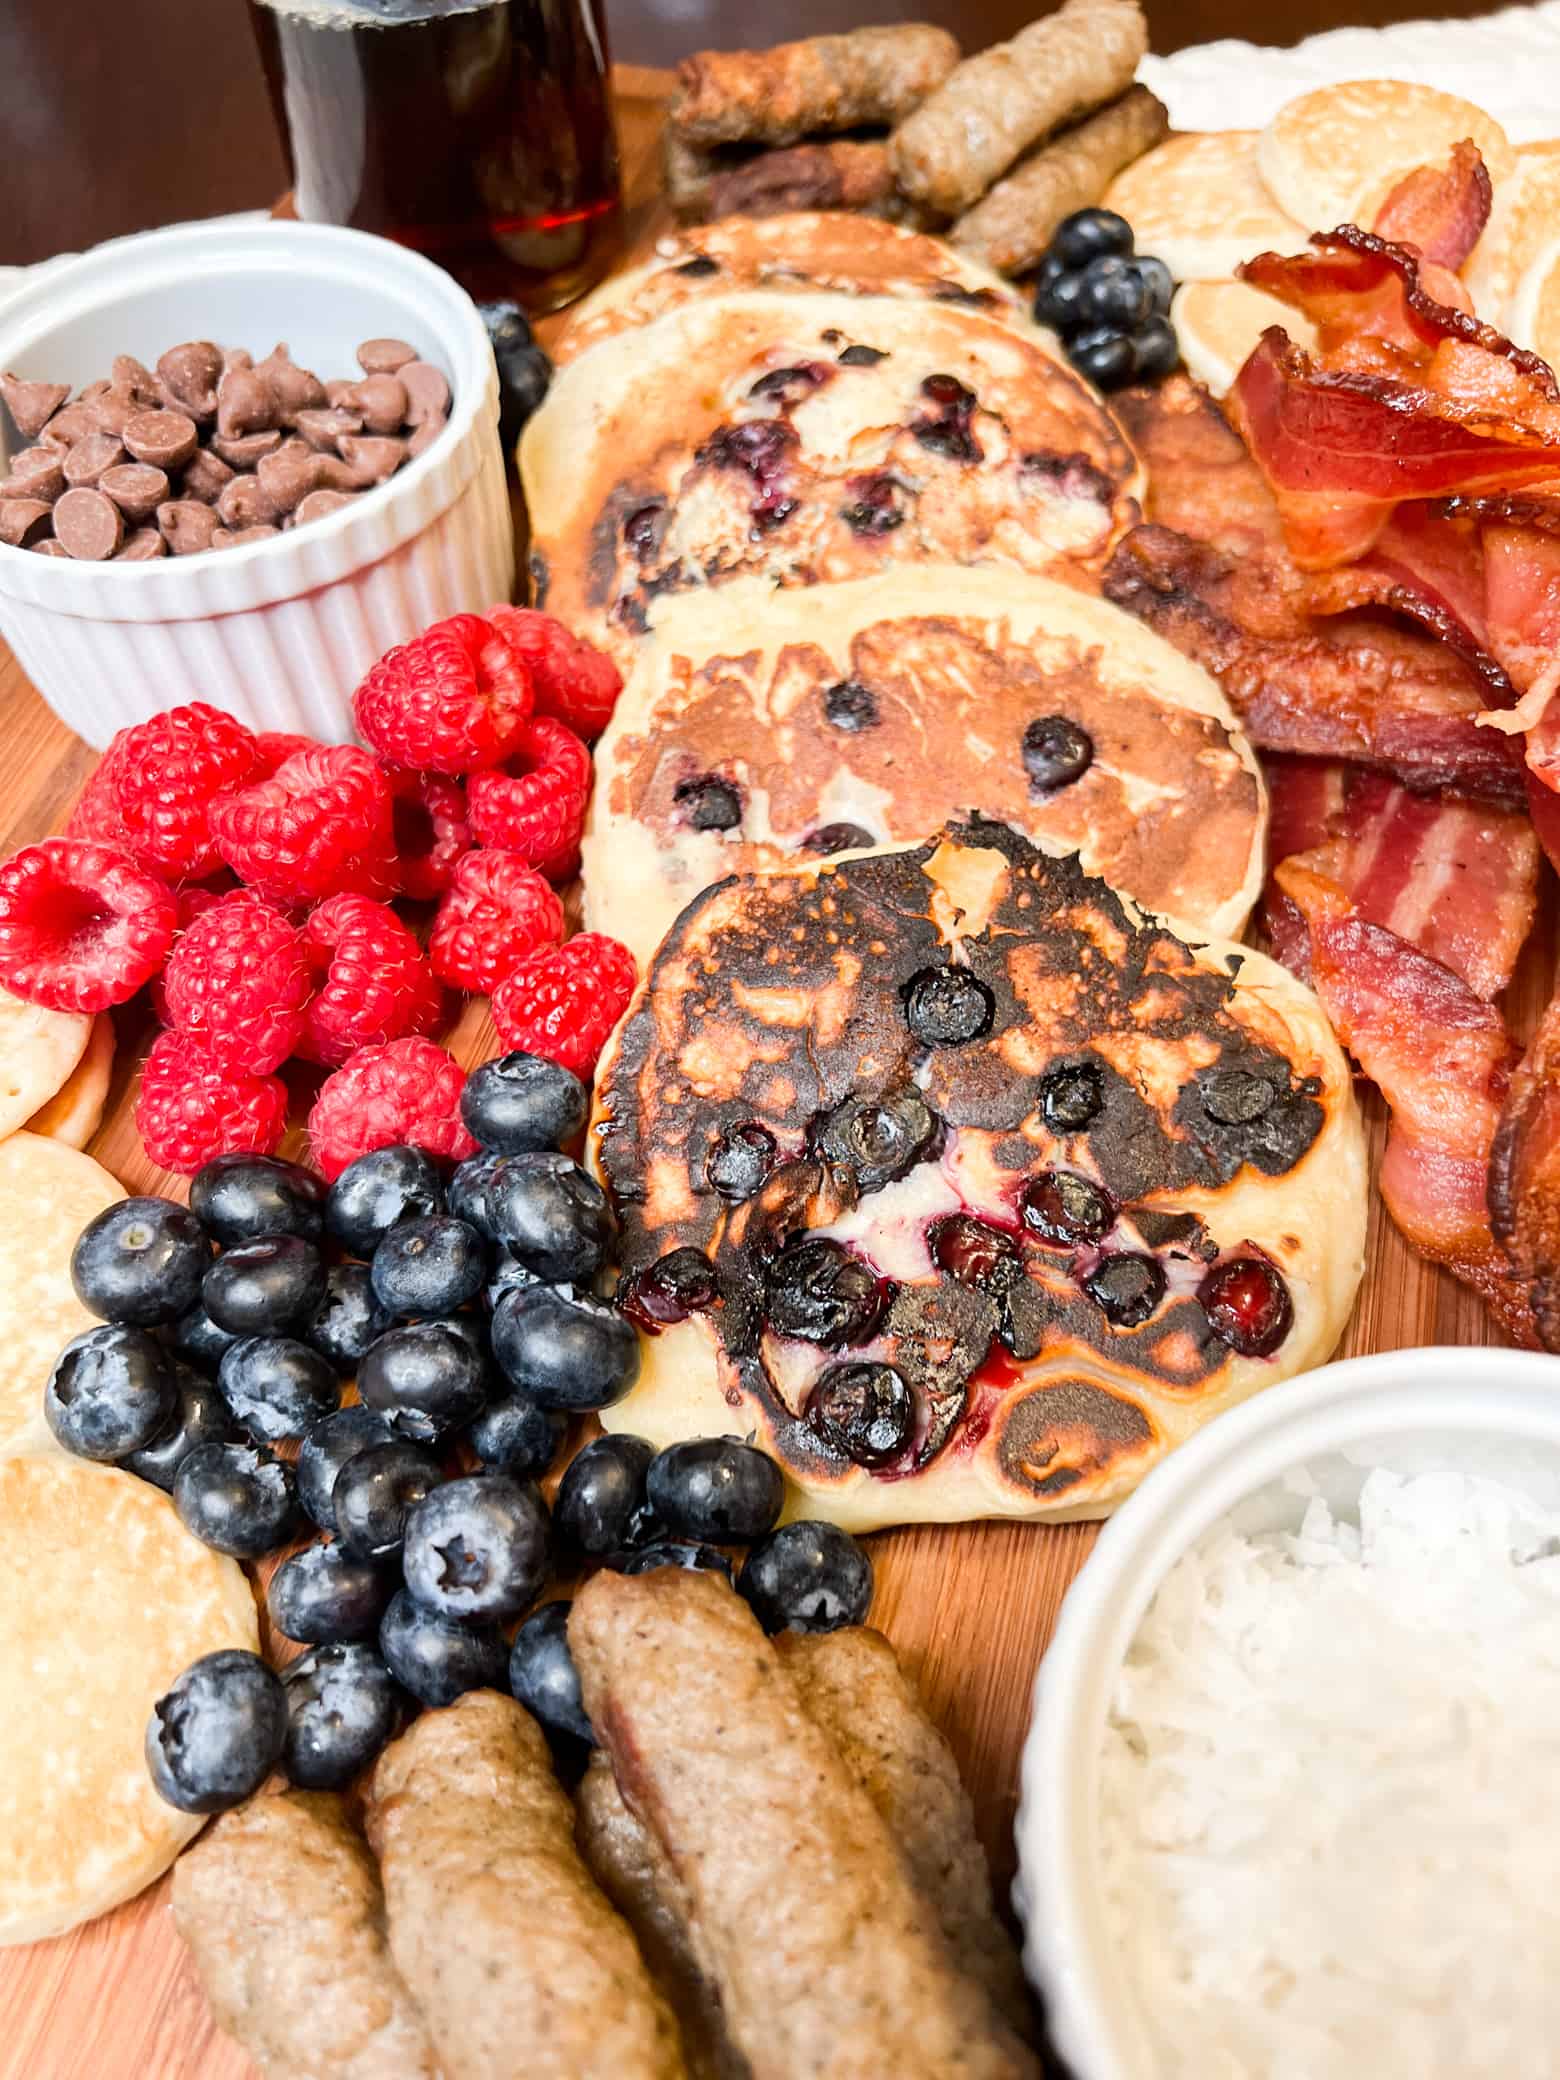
[1014,1344,1560,2079]
[0,220,513,747]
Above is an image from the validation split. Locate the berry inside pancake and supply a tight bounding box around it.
[582,567,1265,964]
[591,820,1365,1533]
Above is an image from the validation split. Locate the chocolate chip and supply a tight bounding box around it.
[398,360,450,425]
[111,355,162,406]
[38,403,99,449]
[822,681,878,731]
[256,438,327,515]
[216,366,278,441]
[336,434,405,487]
[294,407,363,454]
[0,498,53,547]
[211,429,281,470]
[84,384,141,438]
[53,486,124,560]
[292,488,358,526]
[254,345,327,426]
[123,409,199,471]
[180,447,234,503]
[212,524,280,551]
[357,337,418,375]
[156,341,223,421]
[0,373,71,438]
[345,373,409,434]
[405,414,446,458]
[98,463,170,523]
[217,472,282,530]
[30,538,69,557]
[157,498,220,557]
[62,433,125,488]
[115,526,166,561]
[3,447,65,503]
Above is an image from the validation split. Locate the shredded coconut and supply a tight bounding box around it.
[1098,1468,1560,2079]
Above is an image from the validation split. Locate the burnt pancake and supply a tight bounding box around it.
[590,820,1365,1533]
[581,566,1266,965]
[554,213,1031,370]
[521,290,1143,664]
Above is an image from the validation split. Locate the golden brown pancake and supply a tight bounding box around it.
[582,566,1266,966]
[590,820,1365,1532]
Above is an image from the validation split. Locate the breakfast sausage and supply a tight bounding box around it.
[672,26,959,149]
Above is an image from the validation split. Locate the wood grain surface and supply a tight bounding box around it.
[0,65,1539,2080]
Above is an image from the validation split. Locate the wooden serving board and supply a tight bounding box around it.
[0,65,1547,2080]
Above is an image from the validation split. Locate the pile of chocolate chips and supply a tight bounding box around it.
[0,338,451,562]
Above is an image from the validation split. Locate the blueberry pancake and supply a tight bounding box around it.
[590,820,1364,1533]
[553,212,1031,370]
[522,291,1142,663]
[582,566,1265,965]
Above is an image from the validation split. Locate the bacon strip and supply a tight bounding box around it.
[1491,991,1560,1349]
[1370,141,1493,272]
[1275,856,1538,1344]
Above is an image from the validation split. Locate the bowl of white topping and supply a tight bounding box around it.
[1015,1344,1560,2080]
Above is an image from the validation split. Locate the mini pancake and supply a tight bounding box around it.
[1171,279,1318,397]
[25,1013,114,1149]
[523,289,1144,664]
[582,565,1266,967]
[0,983,91,1141]
[1507,232,1560,373]
[0,1132,125,1454]
[1258,80,1514,236]
[590,819,1365,1534]
[0,1455,256,1945]
[1464,141,1560,327]
[1102,132,1307,283]
[555,212,1030,369]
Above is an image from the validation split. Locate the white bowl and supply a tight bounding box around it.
[1014,1344,1560,2079]
[0,220,514,747]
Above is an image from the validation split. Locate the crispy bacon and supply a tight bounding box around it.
[1102,525,1528,802]
[1113,376,1289,561]
[1491,992,1560,1349]
[1276,856,1538,1344]
[1263,758,1538,999]
[1370,141,1493,272]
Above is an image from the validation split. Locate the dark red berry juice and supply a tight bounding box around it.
[249,0,622,313]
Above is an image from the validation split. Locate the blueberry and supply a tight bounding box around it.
[189,1153,325,1246]
[485,1153,611,1283]
[674,774,742,831]
[1021,1169,1114,1247]
[297,1404,395,1532]
[203,1236,327,1336]
[509,1600,592,1745]
[822,680,878,731]
[1135,255,1174,317]
[171,1299,239,1370]
[616,1247,718,1330]
[378,1587,508,1708]
[122,1362,236,1491]
[71,1197,209,1326]
[490,1284,640,1411]
[461,1051,589,1155]
[173,1439,300,1557]
[1041,1061,1104,1131]
[1052,207,1135,267]
[1200,1067,1277,1125]
[554,1434,655,1555]
[370,1215,488,1318]
[738,1520,874,1634]
[402,1472,551,1623]
[930,1215,1021,1293]
[1034,265,1091,335]
[903,966,993,1047]
[1131,313,1180,380]
[1022,715,1094,794]
[765,1238,885,1348]
[333,1438,443,1559]
[705,1119,778,1201]
[448,1149,507,1237]
[494,341,553,451]
[1080,255,1154,330]
[267,1539,394,1645]
[806,822,876,856]
[304,1262,389,1373]
[1083,1252,1166,1327]
[477,296,535,355]
[1068,326,1137,392]
[356,1322,486,1443]
[464,1386,565,1476]
[810,1087,937,1196]
[325,1145,444,1258]
[617,1540,734,1581]
[146,1649,287,1813]
[486,1248,541,1310]
[805,1361,913,1467]
[1199,1255,1293,1357]
[218,1335,341,1442]
[282,1641,404,1791]
[645,1438,784,1543]
[44,1324,174,1461]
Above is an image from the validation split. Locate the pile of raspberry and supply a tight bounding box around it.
[0,605,637,1177]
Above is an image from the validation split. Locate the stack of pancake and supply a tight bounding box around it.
[521,214,1366,1533]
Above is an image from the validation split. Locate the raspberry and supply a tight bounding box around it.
[150,880,235,1024]
[381,764,472,901]
[111,703,262,881]
[0,839,176,1013]
[490,931,637,1080]
[307,1035,478,1181]
[135,1028,288,1176]
[66,732,135,853]
[466,714,592,881]
[487,605,622,740]
[354,611,533,776]
[252,731,316,779]
[209,744,397,907]
[161,889,310,1074]
[300,894,443,1067]
[429,849,564,994]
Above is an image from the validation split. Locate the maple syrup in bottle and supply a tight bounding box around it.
[249,0,622,314]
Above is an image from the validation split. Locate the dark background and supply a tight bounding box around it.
[0,0,1509,267]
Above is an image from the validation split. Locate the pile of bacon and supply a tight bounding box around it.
[1101,141,1560,1349]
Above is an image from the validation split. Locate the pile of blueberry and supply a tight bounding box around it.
[1033,208,1178,392]
[477,301,553,451]
[45,1048,872,1817]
